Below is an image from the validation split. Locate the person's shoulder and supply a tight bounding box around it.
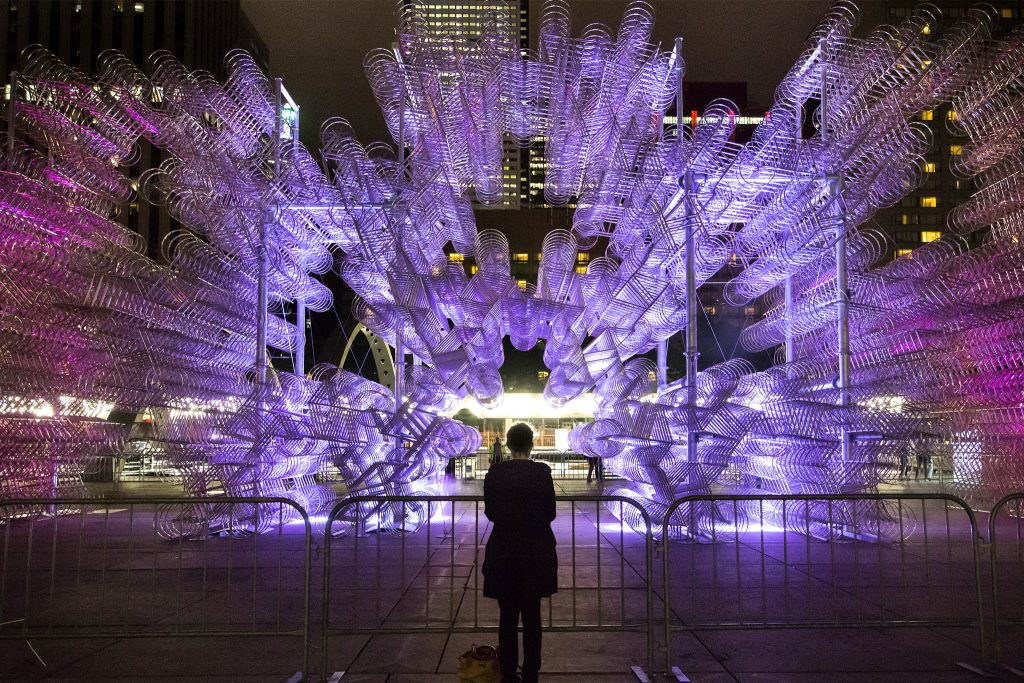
[531,460,552,474]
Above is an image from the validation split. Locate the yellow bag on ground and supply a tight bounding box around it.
[456,644,501,682]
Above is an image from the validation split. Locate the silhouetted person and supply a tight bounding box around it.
[585,455,603,484]
[491,437,504,467]
[483,423,557,683]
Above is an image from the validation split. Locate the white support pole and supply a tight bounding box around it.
[785,100,801,363]
[257,78,283,374]
[656,339,668,391]
[291,105,306,378]
[393,52,406,407]
[684,171,699,410]
[821,46,851,464]
[7,72,15,156]
[294,300,306,377]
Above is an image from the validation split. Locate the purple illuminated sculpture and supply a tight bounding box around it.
[1,1,1023,538]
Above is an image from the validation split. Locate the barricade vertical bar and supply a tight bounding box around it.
[473,500,479,629]
[645,505,654,673]
[711,503,720,625]
[48,508,59,631]
[689,503,696,623]
[664,503,673,675]
[618,501,625,628]
[851,502,861,622]
[897,499,908,620]
[150,507,159,630]
[876,507,884,622]
[125,503,135,631]
[1,508,11,627]
[401,500,407,608]
[596,500,602,626]
[450,500,456,627]
[375,504,381,621]
[252,505,260,630]
[733,499,741,624]
[322,507,333,682]
[571,501,577,627]
[803,502,811,621]
[227,503,236,627]
[759,499,767,624]
[23,516,35,635]
[276,505,283,631]
[301,505,311,683]
[426,500,432,628]
[175,509,184,633]
[782,499,789,622]
[921,499,932,618]
[827,500,837,623]
[76,509,85,632]
[944,501,954,620]
[202,505,210,631]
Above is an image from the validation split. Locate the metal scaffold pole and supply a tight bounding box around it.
[393,48,406,407]
[7,72,15,155]
[821,46,851,464]
[785,100,800,363]
[676,37,699,469]
[291,104,307,378]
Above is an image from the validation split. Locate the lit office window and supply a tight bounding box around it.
[920,196,937,208]
[920,110,934,121]
[449,253,464,262]
[946,110,958,121]
[923,162,937,173]
[920,231,941,243]
[512,253,529,262]
[517,279,527,290]
[470,265,479,275]
[537,371,550,380]
[922,23,931,35]
[744,306,757,317]
[575,266,587,274]
[577,252,590,263]
[1001,8,1014,19]
[895,249,914,259]
[704,305,717,316]
[950,145,963,156]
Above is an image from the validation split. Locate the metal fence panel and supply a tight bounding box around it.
[0,497,311,679]
[660,493,987,675]
[988,493,1024,672]
[321,494,654,680]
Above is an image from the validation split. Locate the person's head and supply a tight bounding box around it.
[506,423,533,457]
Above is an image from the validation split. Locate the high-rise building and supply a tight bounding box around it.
[403,0,528,210]
[2,0,269,260]
[876,1,1024,260]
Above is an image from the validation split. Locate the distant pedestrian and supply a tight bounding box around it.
[484,423,557,683]
[898,449,910,480]
[586,455,603,484]
[491,438,503,467]
[915,450,931,481]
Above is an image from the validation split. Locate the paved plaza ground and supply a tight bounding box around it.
[0,477,1021,681]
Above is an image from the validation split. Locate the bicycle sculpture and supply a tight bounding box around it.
[0,1,1021,538]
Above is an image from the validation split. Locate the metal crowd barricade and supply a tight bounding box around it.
[0,497,312,680]
[321,494,654,680]
[661,493,988,675]
[988,493,1024,673]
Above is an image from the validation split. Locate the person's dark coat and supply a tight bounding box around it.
[482,459,558,600]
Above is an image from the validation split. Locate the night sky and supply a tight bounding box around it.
[240,0,849,152]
